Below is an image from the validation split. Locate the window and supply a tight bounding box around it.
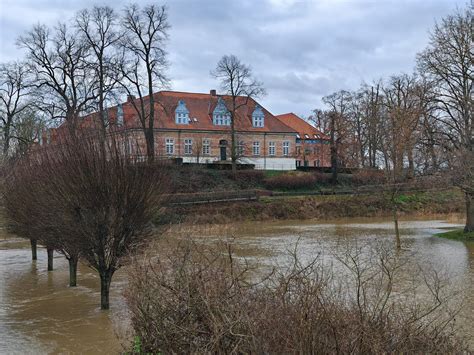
[252,105,264,127]
[213,97,231,126]
[238,141,245,156]
[184,138,192,155]
[253,141,260,156]
[165,138,174,155]
[202,139,210,155]
[314,160,320,167]
[268,141,275,156]
[283,141,290,156]
[175,100,189,124]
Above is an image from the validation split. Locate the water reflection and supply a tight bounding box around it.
[1,217,473,353]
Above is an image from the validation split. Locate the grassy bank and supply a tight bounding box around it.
[435,229,474,241]
[156,189,464,225]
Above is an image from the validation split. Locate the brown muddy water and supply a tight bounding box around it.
[1,216,473,354]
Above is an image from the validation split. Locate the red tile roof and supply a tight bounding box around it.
[275,113,328,140]
[70,91,297,135]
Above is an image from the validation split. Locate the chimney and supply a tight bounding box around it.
[210,89,217,96]
[127,94,135,103]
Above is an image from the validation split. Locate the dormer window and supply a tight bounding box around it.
[175,100,190,124]
[252,105,264,128]
[213,97,231,126]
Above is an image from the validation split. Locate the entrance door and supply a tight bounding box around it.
[220,146,227,161]
[219,139,228,161]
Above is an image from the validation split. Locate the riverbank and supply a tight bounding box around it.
[157,189,465,225]
[436,229,474,241]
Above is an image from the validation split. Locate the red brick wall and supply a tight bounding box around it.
[122,129,297,160]
[295,139,331,167]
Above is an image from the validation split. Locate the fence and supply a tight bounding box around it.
[167,190,258,206]
[165,182,452,206]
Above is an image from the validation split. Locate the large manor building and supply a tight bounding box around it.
[46,90,330,170]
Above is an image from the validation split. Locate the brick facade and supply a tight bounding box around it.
[120,129,297,170]
[275,113,331,168]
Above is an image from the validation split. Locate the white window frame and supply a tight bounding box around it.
[184,138,193,155]
[253,141,260,156]
[268,141,275,156]
[253,115,264,128]
[237,140,245,156]
[202,138,211,155]
[283,141,290,156]
[165,138,174,155]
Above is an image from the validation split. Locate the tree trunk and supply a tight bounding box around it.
[330,115,338,184]
[47,247,54,271]
[68,257,78,287]
[393,207,401,249]
[145,129,155,163]
[30,239,37,261]
[464,192,474,233]
[407,147,415,179]
[230,105,237,179]
[147,66,155,163]
[99,271,113,310]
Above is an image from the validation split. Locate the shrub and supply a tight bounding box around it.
[313,172,331,185]
[352,169,386,186]
[226,169,265,187]
[125,240,467,354]
[264,173,317,190]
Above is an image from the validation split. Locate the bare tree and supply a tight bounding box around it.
[0,62,31,156]
[76,6,121,134]
[4,130,169,306]
[417,5,473,232]
[18,22,97,131]
[317,90,352,184]
[356,82,384,169]
[9,108,45,156]
[119,3,170,162]
[212,55,266,176]
[381,74,424,180]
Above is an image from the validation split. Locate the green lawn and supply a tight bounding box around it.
[435,229,474,241]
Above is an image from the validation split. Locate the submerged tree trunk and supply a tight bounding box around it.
[68,257,78,287]
[393,207,401,249]
[99,271,113,310]
[30,239,37,260]
[47,247,54,271]
[465,192,474,233]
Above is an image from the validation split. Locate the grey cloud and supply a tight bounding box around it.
[0,0,466,116]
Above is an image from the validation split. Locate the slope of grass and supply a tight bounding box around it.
[435,229,474,241]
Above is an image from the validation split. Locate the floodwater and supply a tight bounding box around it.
[1,216,473,354]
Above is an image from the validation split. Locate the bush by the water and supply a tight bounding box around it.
[264,172,317,190]
[125,239,467,353]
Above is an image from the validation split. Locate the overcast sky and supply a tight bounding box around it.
[0,0,466,117]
